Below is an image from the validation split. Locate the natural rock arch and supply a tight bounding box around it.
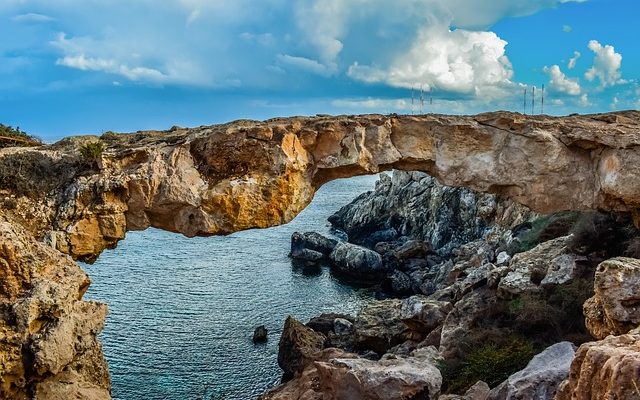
[1,111,639,398]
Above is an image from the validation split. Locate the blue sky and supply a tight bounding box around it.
[0,0,638,141]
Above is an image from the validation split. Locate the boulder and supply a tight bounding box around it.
[277,316,326,381]
[382,270,416,296]
[354,299,413,354]
[498,236,586,298]
[306,313,354,336]
[487,341,575,400]
[555,329,640,400]
[439,381,490,400]
[395,239,433,261]
[253,325,268,343]
[290,231,337,261]
[400,295,452,334]
[329,242,387,283]
[583,257,640,339]
[315,347,443,400]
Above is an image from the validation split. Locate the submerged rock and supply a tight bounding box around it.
[253,325,268,343]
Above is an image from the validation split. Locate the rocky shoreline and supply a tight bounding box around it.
[1,111,640,399]
[264,170,640,399]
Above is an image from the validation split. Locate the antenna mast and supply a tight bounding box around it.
[531,86,536,115]
[541,84,545,114]
[523,88,527,115]
[411,86,415,115]
[420,85,425,114]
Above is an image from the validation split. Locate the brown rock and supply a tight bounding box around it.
[278,316,326,381]
[584,257,640,339]
[555,329,640,400]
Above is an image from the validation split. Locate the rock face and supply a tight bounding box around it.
[329,242,388,282]
[2,111,640,398]
[0,218,110,400]
[261,347,443,400]
[583,257,640,339]
[277,316,326,381]
[488,342,575,400]
[555,329,640,400]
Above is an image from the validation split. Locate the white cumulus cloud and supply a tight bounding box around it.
[544,65,581,95]
[568,51,580,69]
[585,40,623,88]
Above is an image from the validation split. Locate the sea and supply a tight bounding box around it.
[82,174,380,400]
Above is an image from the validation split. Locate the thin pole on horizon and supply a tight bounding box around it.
[523,88,527,115]
[420,84,425,114]
[532,86,536,115]
[541,84,545,115]
[411,86,415,115]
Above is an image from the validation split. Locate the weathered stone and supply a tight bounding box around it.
[498,236,585,298]
[253,325,268,343]
[290,231,337,260]
[583,257,640,339]
[488,342,575,400]
[555,329,640,400]
[333,318,354,336]
[400,295,452,334]
[440,381,490,400]
[277,316,326,381]
[354,299,412,354]
[329,242,387,283]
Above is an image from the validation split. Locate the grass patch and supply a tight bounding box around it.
[439,338,536,393]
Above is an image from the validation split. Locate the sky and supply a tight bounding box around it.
[0,0,638,141]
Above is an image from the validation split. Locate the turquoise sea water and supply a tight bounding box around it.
[82,175,379,400]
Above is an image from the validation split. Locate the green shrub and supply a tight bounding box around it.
[439,338,536,393]
[0,124,42,148]
[79,141,105,168]
[509,212,580,254]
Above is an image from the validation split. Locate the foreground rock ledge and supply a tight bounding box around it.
[1,111,640,399]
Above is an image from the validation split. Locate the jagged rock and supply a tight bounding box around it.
[333,318,354,336]
[488,342,575,400]
[400,295,452,334]
[253,325,268,343]
[496,251,511,266]
[498,236,586,298]
[382,270,416,296]
[354,299,413,354]
[2,112,640,398]
[277,316,326,381]
[555,329,640,400]
[306,313,354,336]
[329,242,387,283]
[583,257,640,339]
[439,381,491,400]
[439,288,500,359]
[329,169,534,259]
[395,239,433,260]
[314,348,443,400]
[290,231,337,261]
[260,347,442,400]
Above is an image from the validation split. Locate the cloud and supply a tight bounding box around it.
[11,12,55,23]
[579,93,590,107]
[544,65,580,95]
[568,51,580,69]
[348,26,514,99]
[562,25,572,32]
[277,54,336,77]
[56,55,168,82]
[585,40,623,88]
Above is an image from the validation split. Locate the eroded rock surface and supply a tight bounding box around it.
[2,111,640,399]
[583,257,640,339]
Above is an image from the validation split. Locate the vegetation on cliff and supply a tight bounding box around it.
[0,124,42,148]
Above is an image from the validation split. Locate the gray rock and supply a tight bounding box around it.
[383,270,416,296]
[496,251,511,266]
[290,231,337,260]
[400,295,452,334]
[252,325,268,343]
[329,242,387,283]
[333,318,354,336]
[488,341,576,400]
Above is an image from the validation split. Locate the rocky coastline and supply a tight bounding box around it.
[265,170,640,399]
[1,111,640,399]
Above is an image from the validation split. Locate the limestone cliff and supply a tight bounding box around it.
[1,111,640,399]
